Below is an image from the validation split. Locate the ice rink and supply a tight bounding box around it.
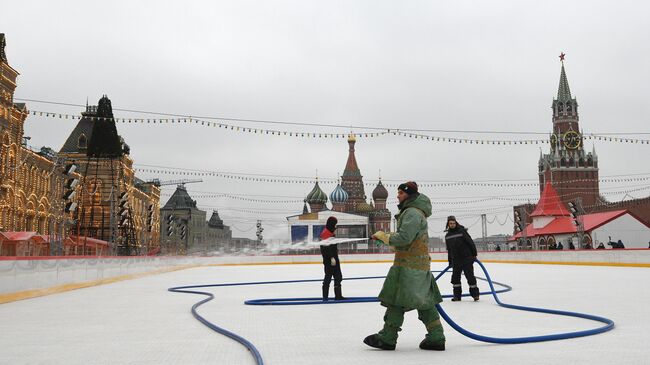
[1,261,648,365]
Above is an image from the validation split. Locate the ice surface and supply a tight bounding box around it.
[0,262,647,364]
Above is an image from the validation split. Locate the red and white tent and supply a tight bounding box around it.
[511,182,650,249]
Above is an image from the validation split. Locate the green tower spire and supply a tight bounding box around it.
[557,60,572,102]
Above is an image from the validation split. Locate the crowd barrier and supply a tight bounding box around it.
[1,249,649,298]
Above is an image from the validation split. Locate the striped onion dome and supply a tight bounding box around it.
[306,181,328,204]
[330,184,349,204]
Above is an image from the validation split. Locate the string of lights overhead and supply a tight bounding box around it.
[25,107,650,145]
[139,164,650,187]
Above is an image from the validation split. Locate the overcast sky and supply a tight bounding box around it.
[4,0,649,240]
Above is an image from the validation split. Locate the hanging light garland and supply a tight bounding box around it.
[29,109,650,145]
[136,164,650,188]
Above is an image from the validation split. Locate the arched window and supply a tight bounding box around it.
[25,214,34,231]
[37,216,46,234]
[547,236,556,247]
[557,102,564,113]
[78,134,87,149]
[560,158,566,167]
[568,157,574,166]
[587,157,593,167]
[8,154,15,180]
[579,158,585,167]
[566,103,573,113]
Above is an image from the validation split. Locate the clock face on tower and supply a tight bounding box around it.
[563,130,581,149]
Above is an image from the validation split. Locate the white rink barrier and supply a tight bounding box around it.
[1,249,649,296]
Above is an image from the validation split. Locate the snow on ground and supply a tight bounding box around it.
[0,262,648,365]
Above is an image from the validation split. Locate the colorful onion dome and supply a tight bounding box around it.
[330,184,349,204]
[306,181,328,204]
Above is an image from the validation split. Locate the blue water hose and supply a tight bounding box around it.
[169,259,615,364]
[167,285,265,365]
[432,259,615,343]
[243,273,512,305]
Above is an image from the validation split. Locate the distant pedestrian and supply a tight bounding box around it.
[319,216,345,300]
[596,242,605,249]
[445,216,479,301]
[557,242,564,250]
[607,240,625,249]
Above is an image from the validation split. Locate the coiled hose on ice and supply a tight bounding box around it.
[169,259,614,365]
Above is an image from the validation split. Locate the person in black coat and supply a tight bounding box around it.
[445,216,479,301]
[319,216,345,300]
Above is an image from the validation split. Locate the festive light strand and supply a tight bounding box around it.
[29,109,650,145]
[136,166,650,187]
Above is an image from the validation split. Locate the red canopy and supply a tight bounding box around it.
[512,210,628,240]
[529,182,571,217]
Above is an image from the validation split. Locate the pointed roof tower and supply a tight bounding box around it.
[342,134,361,177]
[0,33,7,62]
[207,211,225,229]
[530,182,571,217]
[340,134,367,211]
[163,184,198,209]
[557,60,572,102]
[60,95,125,158]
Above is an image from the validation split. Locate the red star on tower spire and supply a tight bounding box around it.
[559,52,566,62]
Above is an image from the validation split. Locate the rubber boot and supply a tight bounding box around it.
[418,308,446,350]
[469,285,479,301]
[363,334,396,350]
[334,285,346,300]
[322,285,329,301]
[451,285,462,301]
[364,306,404,350]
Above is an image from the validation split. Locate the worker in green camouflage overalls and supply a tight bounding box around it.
[365,181,446,351]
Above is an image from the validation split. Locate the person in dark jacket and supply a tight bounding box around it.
[320,216,345,300]
[445,216,479,301]
[608,240,625,249]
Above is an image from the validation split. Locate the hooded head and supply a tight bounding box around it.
[326,216,338,232]
[446,215,459,231]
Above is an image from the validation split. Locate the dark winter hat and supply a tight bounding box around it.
[326,216,338,231]
[397,181,418,195]
[445,215,458,231]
